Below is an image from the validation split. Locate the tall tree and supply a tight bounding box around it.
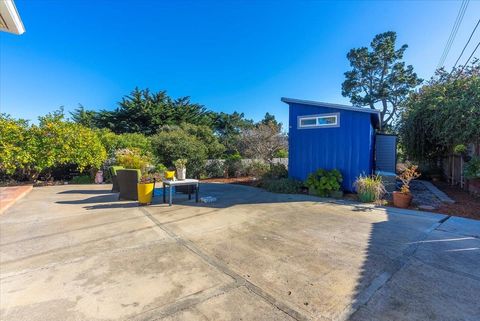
[239,120,288,162]
[342,31,422,129]
[211,112,254,154]
[71,88,214,135]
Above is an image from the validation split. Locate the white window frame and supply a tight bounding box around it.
[297,113,340,129]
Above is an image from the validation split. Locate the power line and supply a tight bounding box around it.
[462,41,480,69]
[452,19,480,69]
[437,0,469,69]
[438,0,469,68]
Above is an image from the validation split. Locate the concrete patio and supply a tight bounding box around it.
[1,183,479,321]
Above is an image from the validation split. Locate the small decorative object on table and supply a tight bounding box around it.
[164,170,176,181]
[174,159,187,180]
[393,164,421,208]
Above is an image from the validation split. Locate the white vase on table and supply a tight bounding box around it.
[176,167,186,180]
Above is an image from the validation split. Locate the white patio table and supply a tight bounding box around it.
[161,178,199,206]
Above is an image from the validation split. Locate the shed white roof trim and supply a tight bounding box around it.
[281,97,381,115]
[0,0,25,35]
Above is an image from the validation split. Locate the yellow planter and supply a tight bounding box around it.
[137,183,154,205]
[164,170,175,180]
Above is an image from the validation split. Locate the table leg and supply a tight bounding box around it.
[188,185,192,200]
[195,183,199,203]
[169,185,173,206]
[163,184,166,203]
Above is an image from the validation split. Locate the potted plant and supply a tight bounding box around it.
[137,173,159,205]
[174,159,187,180]
[393,164,421,208]
[354,175,386,203]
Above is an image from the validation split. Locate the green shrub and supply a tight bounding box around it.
[115,148,151,173]
[154,163,168,174]
[261,178,303,194]
[263,163,288,179]
[453,144,467,155]
[224,152,245,178]
[96,129,152,157]
[205,160,225,178]
[151,129,207,178]
[273,149,288,158]
[464,156,480,179]
[353,175,386,202]
[305,169,343,197]
[70,175,94,184]
[0,115,33,176]
[0,112,107,180]
[246,161,269,178]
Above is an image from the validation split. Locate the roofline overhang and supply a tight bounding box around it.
[281,97,382,129]
[0,0,25,35]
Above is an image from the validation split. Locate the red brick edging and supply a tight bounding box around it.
[0,185,33,214]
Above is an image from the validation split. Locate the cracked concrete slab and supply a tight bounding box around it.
[1,183,479,321]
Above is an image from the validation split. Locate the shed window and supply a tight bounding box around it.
[298,113,339,129]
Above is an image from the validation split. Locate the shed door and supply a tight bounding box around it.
[375,134,397,173]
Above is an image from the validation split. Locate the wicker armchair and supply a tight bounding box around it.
[116,169,141,201]
[110,166,125,193]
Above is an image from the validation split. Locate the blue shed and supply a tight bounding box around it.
[282,97,381,192]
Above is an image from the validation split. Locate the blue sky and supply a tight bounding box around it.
[1,0,479,126]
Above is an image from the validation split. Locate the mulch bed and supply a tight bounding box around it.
[200,177,261,186]
[431,181,480,220]
[202,177,480,220]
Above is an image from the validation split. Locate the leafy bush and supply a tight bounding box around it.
[205,160,225,178]
[453,144,467,155]
[305,169,343,197]
[154,163,168,174]
[464,156,480,179]
[224,152,245,178]
[261,178,303,194]
[70,175,94,184]
[263,163,288,179]
[96,129,152,157]
[273,149,288,158]
[246,161,269,178]
[0,112,107,180]
[115,148,151,173]
[353,175,386,202]
[0,115,34,176]
[400,63,480,162]
[151,128,207,178]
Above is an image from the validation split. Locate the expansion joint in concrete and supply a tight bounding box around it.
[139,207,310,321]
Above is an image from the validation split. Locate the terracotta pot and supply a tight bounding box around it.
[392,191,412,208]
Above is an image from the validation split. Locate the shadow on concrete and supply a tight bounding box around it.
[58,189,113,195]
[83,202,139,210]
[56,194,119,205]
[346,208,480,320]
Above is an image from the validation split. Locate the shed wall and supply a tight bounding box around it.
[288,103,375,191]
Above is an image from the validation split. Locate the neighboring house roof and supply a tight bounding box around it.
[281,97,381,129]
[0,0,25,35]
